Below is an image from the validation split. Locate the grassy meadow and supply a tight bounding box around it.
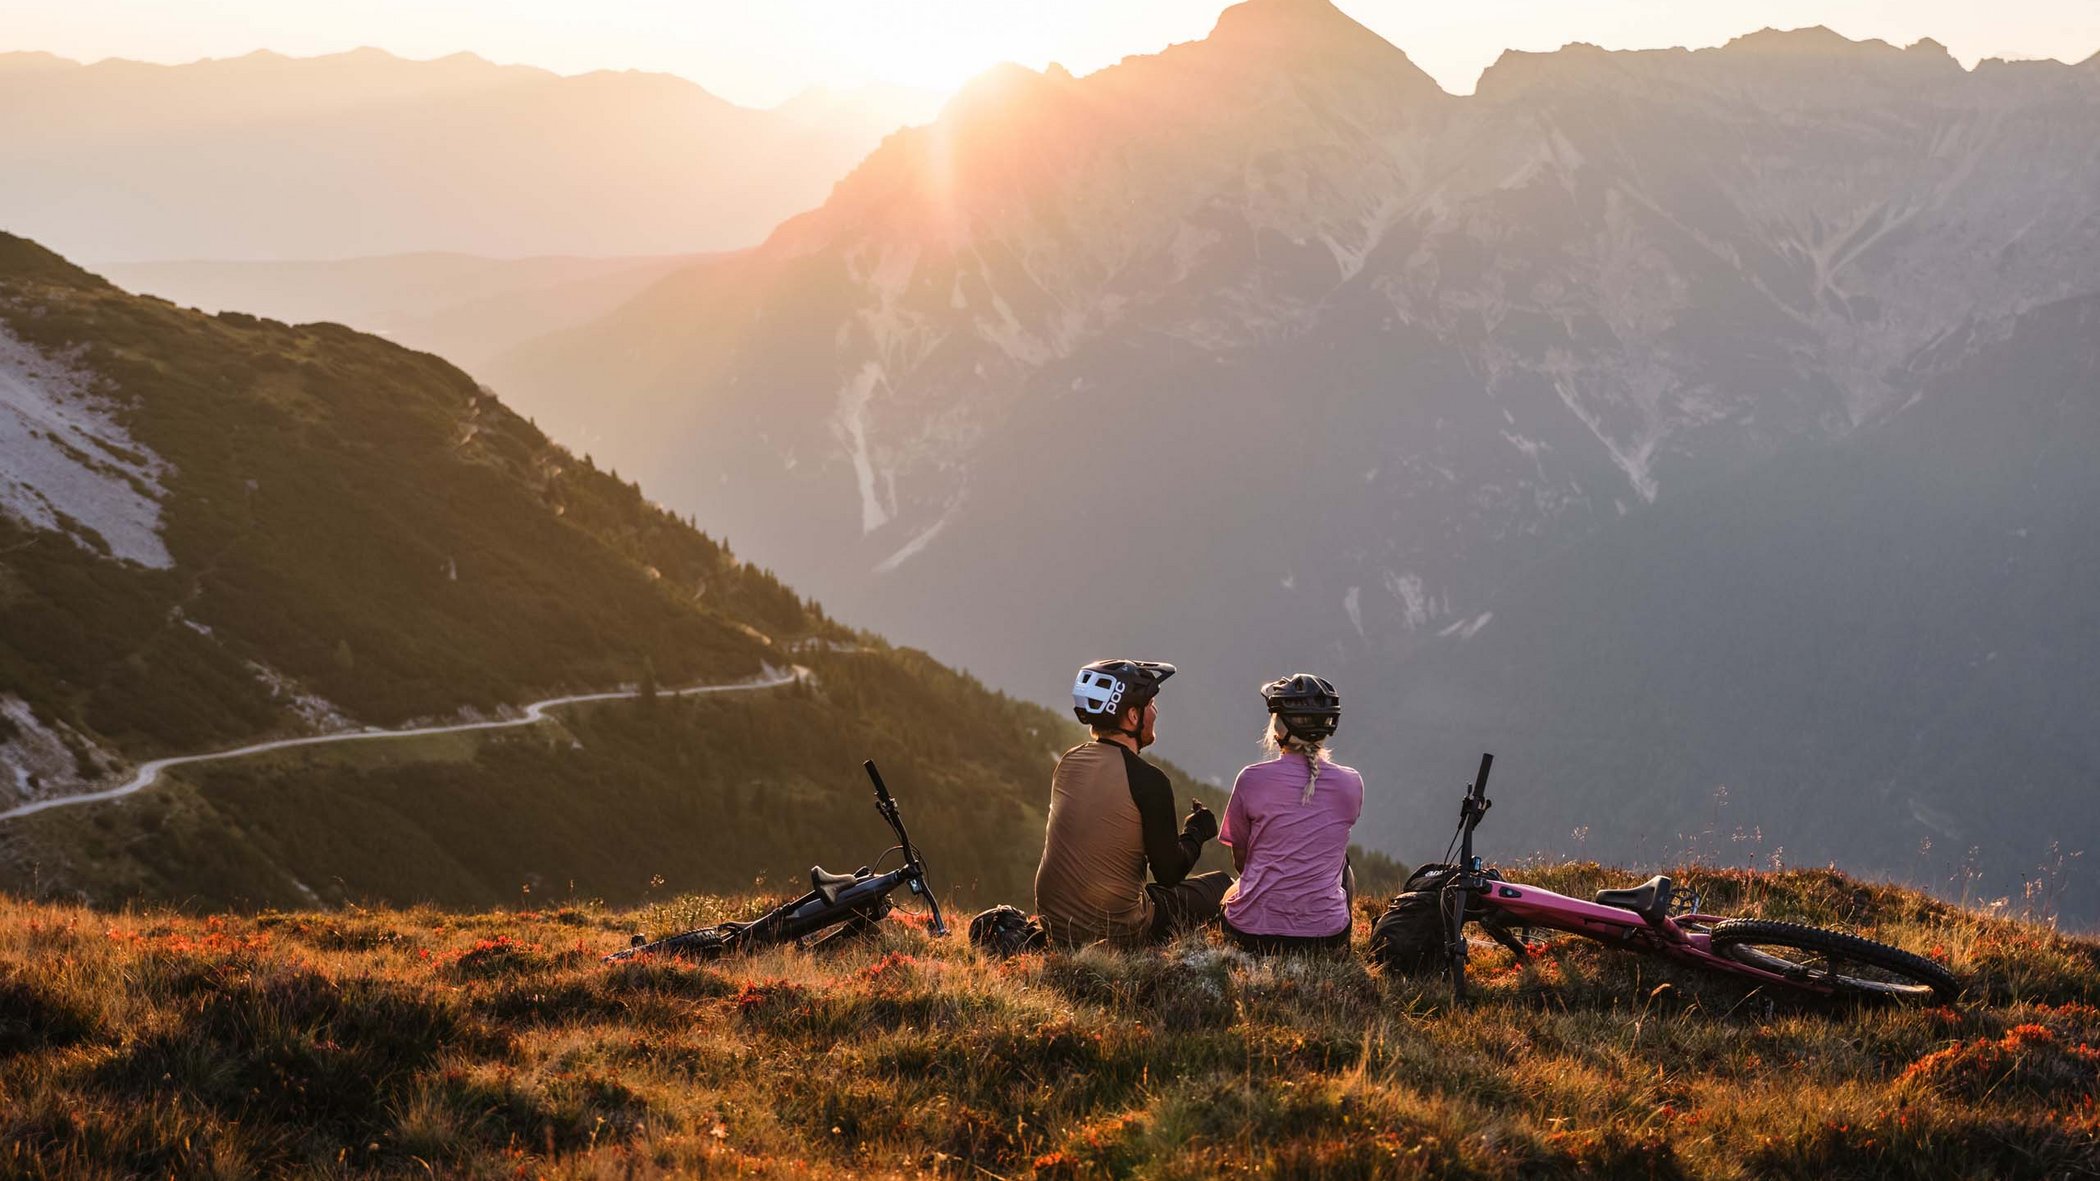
[1,864,2094,1179]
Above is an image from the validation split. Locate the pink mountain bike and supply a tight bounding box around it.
[1420,754,1959,1005]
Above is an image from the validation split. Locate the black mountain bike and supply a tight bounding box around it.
[604,760,949,962]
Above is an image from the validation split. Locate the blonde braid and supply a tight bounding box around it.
[1299,750,1321,805]
[1263,716,1329,804]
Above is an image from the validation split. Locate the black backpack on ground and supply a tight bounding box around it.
[968,905,1046,957]
[1366,862,1508,972]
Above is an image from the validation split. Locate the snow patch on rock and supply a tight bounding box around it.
[0,327,173,567]
[246,662,354,733]
[833,361,893,533]
[0,695,120,808]
[872,511,952,574]
[1547,374,1660,504]
[1381,570,1432,630]
[1437,612,1493,640]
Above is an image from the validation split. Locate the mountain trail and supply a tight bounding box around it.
[0,665,810,822]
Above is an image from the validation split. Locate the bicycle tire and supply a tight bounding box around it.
[1709,919,1958,1002]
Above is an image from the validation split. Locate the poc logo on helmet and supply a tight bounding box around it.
[1073,669,1125,716]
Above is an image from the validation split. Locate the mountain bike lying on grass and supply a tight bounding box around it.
[1370,754,1960,1005]
[604,760,949,962]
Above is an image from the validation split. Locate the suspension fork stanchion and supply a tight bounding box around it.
[920,884,949,937]
[1445,882,1470,1005]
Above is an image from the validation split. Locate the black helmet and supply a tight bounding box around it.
[1072,658,1176,726]
[1261,672,1341,742]
[968,904,1045,958]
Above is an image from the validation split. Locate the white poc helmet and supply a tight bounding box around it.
[1072,659,1177,726]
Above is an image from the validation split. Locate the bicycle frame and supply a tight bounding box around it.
[1469,880,1834,996]
[751,760,950,940]
[739,866,921,942]
[605,759,947,962]
[1440,752,1836,1002]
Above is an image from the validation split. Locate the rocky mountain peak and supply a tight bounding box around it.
[1718,25,1890,57]
[936,60,1081,128]
[1471,42,1652,100]
[799,0,1443,260]
[1205,0,1442,94]
[1477,25,1970,104]
[1208,0,1375,45]
[1710,26,1964,86]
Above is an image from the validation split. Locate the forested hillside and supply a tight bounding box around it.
[0,232,816,765]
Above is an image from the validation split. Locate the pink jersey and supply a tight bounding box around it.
[1219,755,1364,938]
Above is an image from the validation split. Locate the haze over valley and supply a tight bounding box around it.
[0,47,937,262]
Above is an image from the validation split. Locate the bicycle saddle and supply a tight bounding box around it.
[1593,874,1673,926]
[810,864,865,905]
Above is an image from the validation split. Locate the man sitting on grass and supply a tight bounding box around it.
[1034,659,1231,947]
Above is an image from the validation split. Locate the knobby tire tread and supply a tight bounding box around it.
[1709,918,1958,1001]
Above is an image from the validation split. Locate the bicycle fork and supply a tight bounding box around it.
[1443,881,1471,1005]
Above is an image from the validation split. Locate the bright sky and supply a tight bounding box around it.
[5,0,2096,108]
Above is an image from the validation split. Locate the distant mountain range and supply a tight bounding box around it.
[0,48,938,261]
[489,0,2100,923]
[99,253,708,375]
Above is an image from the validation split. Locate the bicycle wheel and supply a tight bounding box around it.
[1709,919,1958,1002]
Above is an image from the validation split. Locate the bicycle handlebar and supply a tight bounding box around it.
[865,760,907,847]
[863,759,895,806]
[1458,751,1496,835]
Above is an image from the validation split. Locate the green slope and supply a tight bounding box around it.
[0,233,812,753]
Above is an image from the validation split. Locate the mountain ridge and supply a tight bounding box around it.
[0,48,927,261]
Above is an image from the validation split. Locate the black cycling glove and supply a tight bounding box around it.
[1181,799,1219,844]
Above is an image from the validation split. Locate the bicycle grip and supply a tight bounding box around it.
[863,759,894,804]
[1473,752,1494,798]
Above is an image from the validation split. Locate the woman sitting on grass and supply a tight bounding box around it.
[1218,674,1363,956]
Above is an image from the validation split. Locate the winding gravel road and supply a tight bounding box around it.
[0,665,808,822]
